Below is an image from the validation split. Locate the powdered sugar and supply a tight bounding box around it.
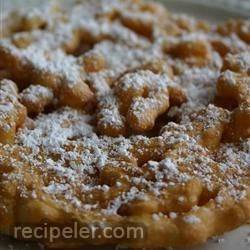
[17,107,94,153]
[20,84,53,104]
[183,215,201,224]
[0,1,249,243]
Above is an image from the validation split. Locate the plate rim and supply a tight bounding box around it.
[160,0,250,19]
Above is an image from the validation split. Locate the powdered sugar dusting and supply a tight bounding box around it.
[0,0,249,246]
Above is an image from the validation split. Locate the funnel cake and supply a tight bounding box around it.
[0,0,249,249]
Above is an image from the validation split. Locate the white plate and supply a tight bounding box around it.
[159,0,250,21]
[0,0,249,249]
